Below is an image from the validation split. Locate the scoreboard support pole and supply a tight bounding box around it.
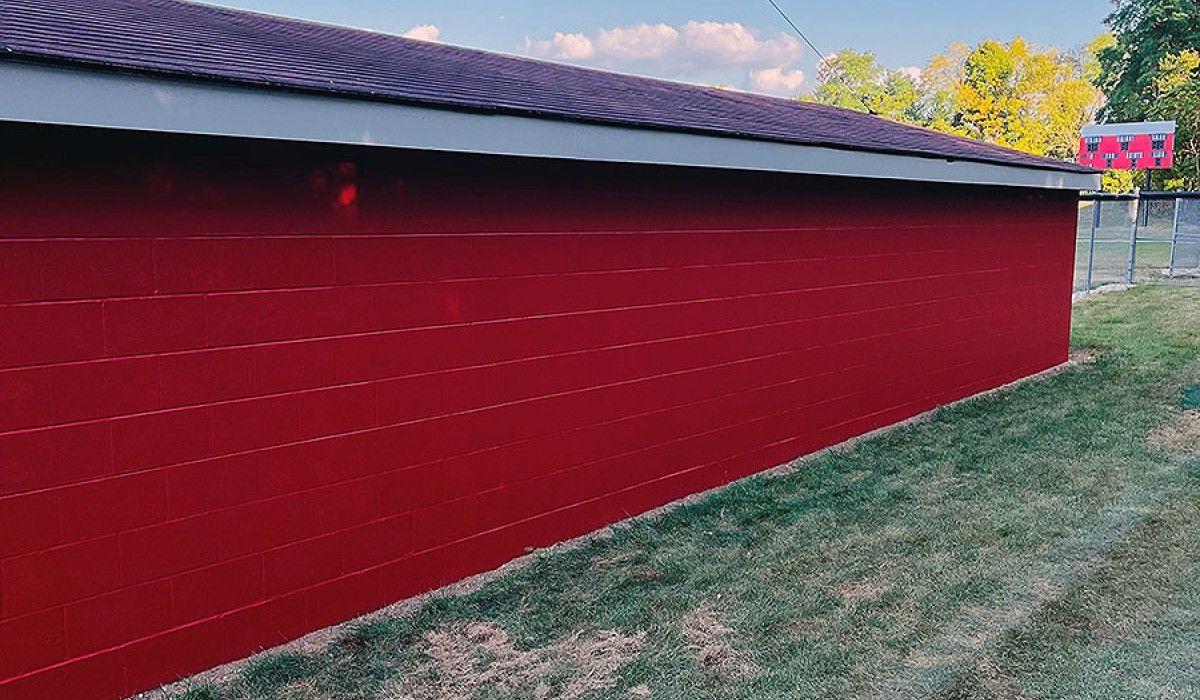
[1127,196,1141,284]
[1142,170,1153,225]
[1168,198,1182,277]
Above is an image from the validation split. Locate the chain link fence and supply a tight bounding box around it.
[1076,192,1200,292]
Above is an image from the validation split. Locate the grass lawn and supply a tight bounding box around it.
[171,286,1200,700]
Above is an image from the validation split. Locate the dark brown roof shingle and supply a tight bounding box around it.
[0,0,1093,174]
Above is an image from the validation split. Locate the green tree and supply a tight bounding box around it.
[1101,169,1138,193]
[953,39,1029,149]
[1078,33,1116,86]
[806,50,922,122]
[921,42,969,133]
[1151,50,1200,188]
[1097,0,1200,122]
[940,38,1102,158]
[880,71,925,124]
[806,38,1103,166]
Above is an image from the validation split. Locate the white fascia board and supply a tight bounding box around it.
[1,60,1100,191]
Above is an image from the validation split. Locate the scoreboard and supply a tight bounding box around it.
[1077,120,1176,171]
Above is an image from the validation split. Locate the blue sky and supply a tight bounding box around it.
[208,1,1112,95]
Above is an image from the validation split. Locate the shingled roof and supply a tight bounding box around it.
[0,0,1093,177]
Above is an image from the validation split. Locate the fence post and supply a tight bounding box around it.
[1086,199,1099,291]
[1168,197,1182,276]
[1127,194,1140,284]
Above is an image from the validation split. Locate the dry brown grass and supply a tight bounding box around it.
[1068,348,1100,365]
[975,658,1033,700]
[590,550,640,570]
[830,580,890,602]
[1147,411,1200,453]
[680,603,759,679]
[389,622,643,700]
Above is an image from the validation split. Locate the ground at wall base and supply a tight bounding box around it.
[141,351,1086,700]
[145,285,1200,700]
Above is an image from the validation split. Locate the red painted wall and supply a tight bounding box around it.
[0,124,1078,699]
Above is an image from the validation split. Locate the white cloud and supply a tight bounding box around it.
[402,24,440,42]
[523,31,595,60]
[597,23,679,60]
[749,66,806,95]
[898,66,922,83]
[680,21,801,67]
[522,20,806,95]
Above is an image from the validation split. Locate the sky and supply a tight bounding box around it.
[207,1,1113,96]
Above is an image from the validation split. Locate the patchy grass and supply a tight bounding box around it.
[680,601,759,680]
[238,654,317,696]
[167,286,1199,700]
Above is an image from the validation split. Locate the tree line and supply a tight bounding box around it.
[802,0,1199,191]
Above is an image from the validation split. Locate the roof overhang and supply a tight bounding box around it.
[0,60,1100,191]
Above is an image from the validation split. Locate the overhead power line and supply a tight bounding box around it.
[764,0,826,63]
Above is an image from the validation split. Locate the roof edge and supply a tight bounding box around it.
[0,59,1101,191]
[1,45,1093,177]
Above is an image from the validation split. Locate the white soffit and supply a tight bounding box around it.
[1,60,1101,191]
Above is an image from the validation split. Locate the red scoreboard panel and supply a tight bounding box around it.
[1078,121,1176,171]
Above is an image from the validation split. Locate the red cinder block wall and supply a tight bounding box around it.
[0,124,1078,699]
